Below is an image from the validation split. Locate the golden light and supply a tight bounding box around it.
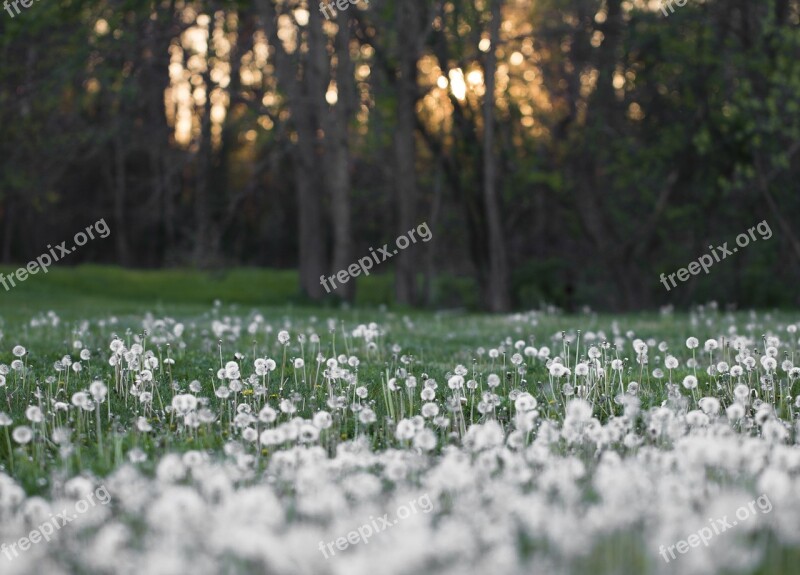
[192,87,206,106]
[294,8,310,26]
[258,116,274,130]
[94,19,109,36]
[580,69,598,98]
[168,62,183,82]
[210,87,228,106]
[277,14,298,53]
[189,54,208,74]
[509,51,523,66]
[181,6,198,25]
[210,66,227,85]
[326,84,338,105]
[521,38,533,55]
[436,75,449,89]
[448,68,467,100]
[467,69,484,86]
[176,111,193,145]
[254,33,269,66]
[627,102,644,121]
[479,38,491,52]
[184,27,208,56]
[241,69,255,85]
[175,83,192,105]
[211,104,226,124]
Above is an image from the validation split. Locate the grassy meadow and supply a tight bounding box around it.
[0,267,797,574]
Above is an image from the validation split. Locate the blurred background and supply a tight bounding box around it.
[0,0,799,312]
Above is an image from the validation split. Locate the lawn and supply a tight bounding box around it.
[0,267,797,574]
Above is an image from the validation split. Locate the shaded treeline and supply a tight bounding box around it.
[1,0,799,310]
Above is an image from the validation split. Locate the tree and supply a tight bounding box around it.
[482,0,511,312]
[325,8,356,302]
[257,0,328,299]
[393,0,427,306]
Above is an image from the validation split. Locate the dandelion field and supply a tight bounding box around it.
[1,292,799,574]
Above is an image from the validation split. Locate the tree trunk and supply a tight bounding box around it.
[294,138,327,299]
[193,58,218,267]
[256,0,328,299]
[327,10,355,301]
[394,1,421,306]
[144,1,178,266]
[482,0,510,312]
[113,133,130,266]
[295,3,328,299]
[424,162,443,306]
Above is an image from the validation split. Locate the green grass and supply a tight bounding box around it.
[0,266,796,484]
[0,266,480,485]
[0,267,797,574]
[0,264,480,319]
[1,265,306,309]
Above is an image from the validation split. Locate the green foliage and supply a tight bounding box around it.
[1,0,799,311]
[512,259,572,310]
